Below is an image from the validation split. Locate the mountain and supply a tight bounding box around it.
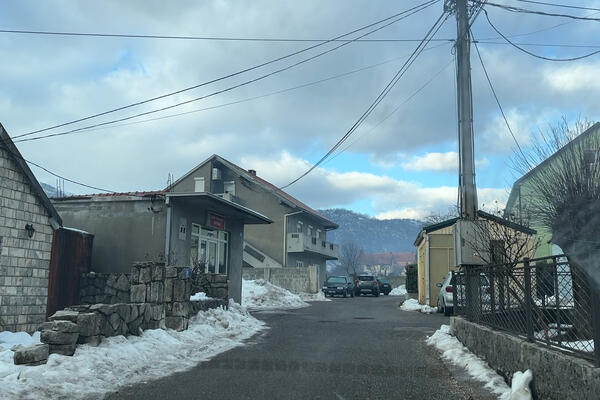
[319,208,423,254]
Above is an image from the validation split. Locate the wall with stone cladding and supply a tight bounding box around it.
[79,272,130,304]
[242,266,318,293]
[0,146,55,333]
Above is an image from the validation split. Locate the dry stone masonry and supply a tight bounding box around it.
[79,272,130,304]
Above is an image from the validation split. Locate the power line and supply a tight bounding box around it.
[513,0,600,12]
[13,42,452,143]
[484,1,600,21]
[471,31,530,166]
[14,0,440,139]
[11,2,438,144]
[484,9,600,61]
[280,11,450,189]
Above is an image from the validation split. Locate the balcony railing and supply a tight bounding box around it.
[286,233,339,259]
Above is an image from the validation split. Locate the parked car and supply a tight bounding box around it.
[436,272,490,316]
[377,277,392,295]
[322,276,354,298]
[355,275,380,297]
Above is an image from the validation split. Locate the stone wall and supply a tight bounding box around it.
[451,316,600,399]
[242,266,318,293]
[79,273,130,304]
[0,146,55,333]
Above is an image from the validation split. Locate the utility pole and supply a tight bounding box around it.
[455,0,478,220]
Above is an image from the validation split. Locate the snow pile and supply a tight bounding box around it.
[242,279,309,310]
[426,325,532,400]
[400,298,437,314]
[389,285,407,296]
[0,331,40,350]
[0,302,264,400]
[299,291,331,302]
[190,292,213,301]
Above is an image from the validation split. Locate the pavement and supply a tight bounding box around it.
[105,295,497,400]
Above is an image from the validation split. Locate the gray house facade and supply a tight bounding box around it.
[169,155,339,285]
[53,191,271,303]
[0,123,62,332]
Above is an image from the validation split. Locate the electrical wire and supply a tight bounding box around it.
[483,1,600,21]
[13,0,440,139]
[13,42,452,143]
[280,11,450,189]
[471,31,531,167]
[484,9,600,61]
[513,0,600,12]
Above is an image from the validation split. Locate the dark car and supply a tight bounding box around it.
[377,277,392,295]
[355,275,380,297]
[322,276,354,297]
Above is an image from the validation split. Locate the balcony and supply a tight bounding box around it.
[286,233,339,260]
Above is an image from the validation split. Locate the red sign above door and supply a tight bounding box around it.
[208,213,226,230]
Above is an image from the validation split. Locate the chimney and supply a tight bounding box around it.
[248,169,257,176]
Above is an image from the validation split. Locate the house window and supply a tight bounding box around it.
[307,226,313,237]
[194,177,205,192]
[296,221,303,233]
[191,223,229,275]
[223,181,236,195]
[316,229,321,240]
[296,260,304,267]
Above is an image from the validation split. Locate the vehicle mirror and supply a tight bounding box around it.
[436,282,442,287]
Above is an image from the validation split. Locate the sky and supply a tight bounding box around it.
[1,0,599,220]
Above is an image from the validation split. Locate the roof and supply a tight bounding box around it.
[0,123,62,228]
[53,190,165,201]
[413,210,536,246]
[359,252,415,265]
[172,154,338,229]
[505,122,600,215]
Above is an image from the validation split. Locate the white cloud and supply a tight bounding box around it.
[544,62,600,92]
[401,151,489,173]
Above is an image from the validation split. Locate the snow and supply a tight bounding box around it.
[0,301,265,400]
[400,298,437,314]
[389,284,407,296]
[0,331,40,351]
[298,291,331,302]
[190,292,213,301]
[426,325,532,400]
[242,279,309,310]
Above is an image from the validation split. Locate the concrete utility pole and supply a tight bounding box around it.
[455,0,478,220]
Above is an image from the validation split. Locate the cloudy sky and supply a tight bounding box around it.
[1,0,599,220]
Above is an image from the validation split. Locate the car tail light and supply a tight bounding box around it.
[445,286,453,293]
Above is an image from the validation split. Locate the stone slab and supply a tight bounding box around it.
[13,343,49,365]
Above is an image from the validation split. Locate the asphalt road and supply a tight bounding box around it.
[105,295,496,400]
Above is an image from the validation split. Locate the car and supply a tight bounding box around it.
[436,272,490,316]
[322,276,354,298]
[355,274,380,297]
[377,277,392,295]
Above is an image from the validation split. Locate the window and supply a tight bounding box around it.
[223,181,236,195]
[194,177,205,192]
[296,221,303,233]
[296,260,304,267]
[307,226,313,237]
[316,229,321,240]
[191,223,229,275]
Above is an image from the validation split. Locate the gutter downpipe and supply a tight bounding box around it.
[283,210,303,267]
[425,233,431,306]
[165,196,172,265]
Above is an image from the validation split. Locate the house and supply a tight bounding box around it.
[53,191,272,303]
[168,154,339,286]
[413,210,535,307]
[359,252,414,276]
[0,123,63,332]
[504,122,600,258]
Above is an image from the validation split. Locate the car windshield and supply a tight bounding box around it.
[327,277,346,284]
[358,276,374,281]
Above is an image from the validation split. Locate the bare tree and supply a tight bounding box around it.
[512,117,600,337]
[423,206,459,226]
[339,242,364,279]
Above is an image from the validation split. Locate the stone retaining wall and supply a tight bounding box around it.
[79,273,130,304]
[242,266,318,294]
[451,316,600,399]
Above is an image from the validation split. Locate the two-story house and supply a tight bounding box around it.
[169,155,339,285]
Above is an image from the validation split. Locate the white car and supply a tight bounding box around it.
[436,272,490,316]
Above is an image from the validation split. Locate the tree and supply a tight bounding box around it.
[339,242,364,279]
[513,117,599,338]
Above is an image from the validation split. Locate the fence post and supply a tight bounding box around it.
[489,265,496,326]
[590,286,600,367]
[524,258,534,341]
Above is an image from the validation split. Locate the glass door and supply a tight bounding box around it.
[199,238,218,273]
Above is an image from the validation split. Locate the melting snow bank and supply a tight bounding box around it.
[400,298,437,314]
[389,285,407,296]
[0,331,40,351]
[242,279,309,310]
[426,325,532,400]
[0,301,265,400]
[298,291,331,302]
[190,291,213,301]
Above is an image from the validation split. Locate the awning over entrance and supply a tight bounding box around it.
[165,192,272,225]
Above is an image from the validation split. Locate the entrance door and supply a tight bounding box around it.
[199,238,218,273]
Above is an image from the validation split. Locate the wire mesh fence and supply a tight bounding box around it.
[453,255,599,364]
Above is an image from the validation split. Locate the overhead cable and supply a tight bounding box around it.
[483,1,600,21]
[513,0,600,12]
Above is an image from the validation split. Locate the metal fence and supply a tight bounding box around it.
[453,255,600,365]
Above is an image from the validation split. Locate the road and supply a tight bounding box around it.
[105,295,495,400]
